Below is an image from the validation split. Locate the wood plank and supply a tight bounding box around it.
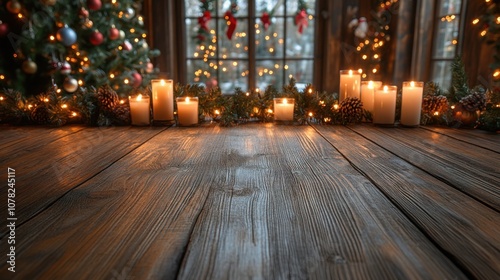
[349,125,500,211]
[313,124,500,279]
[0,125,85,153]
[0,126,166,238]
[178,124,464,279]
[0,125,224,279]
[421,126,500,153]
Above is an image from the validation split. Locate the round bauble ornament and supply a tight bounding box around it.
[57,25,77,46]
[6,1,22,14]
[122,40,133,51]
[205,78,218,90]
[89,30,104,45]
[41,0,57,6]
[146,62,154,73]
[119,30,126,40]
[22,59,37,74]
[0,21,8,37]
[109,26,120,40]
[123,7,135,20]
[60,61,71,75]
[79,7,89,18]
[63,77,79,92]
[131,72,142,88]
[139,40,148,50]
[83,18,93,29]
[87,0,102,11]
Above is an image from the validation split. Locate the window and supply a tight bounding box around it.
[184,0,316,93]
[430,0,466,89]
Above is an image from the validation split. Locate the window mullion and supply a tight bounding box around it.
[248,0,256,90]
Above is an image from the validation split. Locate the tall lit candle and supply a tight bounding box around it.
[151,79,174,122]
[339,70,361,103]
[176,96,199,126]
[401,81,424,126]
[273,98,295,121]
[361,81,382,113]
[373,85,397,125]
[129,94,150,126]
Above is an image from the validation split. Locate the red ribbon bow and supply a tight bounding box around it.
[260,12,271,31]
[198,10,211,31]
[294,10,308,34]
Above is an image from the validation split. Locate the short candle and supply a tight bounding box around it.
[176,96,199,126]
[339,70,361,103]
[151,79,174,122]
[273,98,295,121]
[401,81,424,126]
[129,94,150,126]
[373,85,397,125]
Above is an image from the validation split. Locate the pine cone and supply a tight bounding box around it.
[422,95,448,115]
[459,90,486,112]
[30,105,51,124]
[96,85,119,113]
[112,102,131,125]
[339,97,363,124]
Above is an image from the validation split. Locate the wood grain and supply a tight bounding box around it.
[178,124,464,279]
[0,126,165,238]
[350,125,500,211]
[313,124,500,279]
[420,126,500,154]
[0,125,224,279]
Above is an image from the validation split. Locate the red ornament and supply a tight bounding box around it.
[0,21,8,37]
[60,61,71,75]
[198,11,211,31]
[109,27,120,40]
[79,7,89,18]
[131,72,142,88]
[122,40,133,51]
[87,0,102,11]
[89,30,104,45]
[260,12,271,31]
[294,10,309,34]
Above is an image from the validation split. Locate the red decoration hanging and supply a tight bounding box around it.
[87,0,102,11]
[294,9,308,34]
[260,12,271,31]
[224,11,237,40]
[198,10,211,32]
[89,30,104,45]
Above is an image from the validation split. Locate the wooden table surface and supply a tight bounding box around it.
[0,123,498,279]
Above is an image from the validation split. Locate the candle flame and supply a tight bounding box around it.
[283,98,288,104]
[368,81,374,89]
[383,85,389,92]
[160,79,165,86]
[186,97,190,103]
[349,70,353,76]
[137,94,142,101]
[410,81,415,87]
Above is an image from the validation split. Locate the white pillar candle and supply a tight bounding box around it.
[339,70,361,103]
[129,94,150,126]
[361,81,382,113]
[373,85,397,125]
[273,98,295,121]
[176,97,199,126]
[151,79,174,121]
[401,81,424,126]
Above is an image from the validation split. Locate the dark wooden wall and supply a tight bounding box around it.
[143,0,492,92]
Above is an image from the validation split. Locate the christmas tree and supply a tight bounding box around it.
[0,0,159,97]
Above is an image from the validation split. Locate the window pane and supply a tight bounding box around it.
[219,60,248,92]
[218,19,249,59]
[187,59,217,85]
[256,0,285,16]
[185,0,207,17]
[432,18,459,59]
[287,60,314,87]
[437,0,461,16]
[431,61,452,89]
[218,0,248,16]
[256,60,284,89]
[286,0,316,15]
[256,17,285,58]
[286,18,315,58]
